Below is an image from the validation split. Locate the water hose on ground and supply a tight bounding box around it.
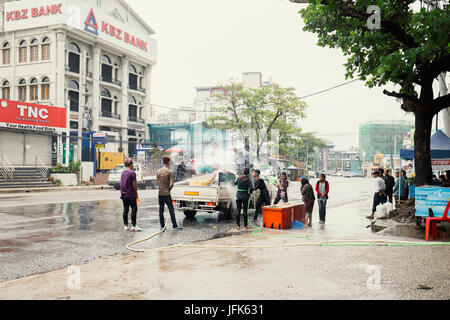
[126,196,450,253]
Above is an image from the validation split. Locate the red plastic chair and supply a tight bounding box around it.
[425,200,450,241]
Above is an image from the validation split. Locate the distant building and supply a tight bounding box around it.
[191,72,263,122]
[359,120,414,165]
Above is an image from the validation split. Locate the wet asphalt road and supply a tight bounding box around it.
[0,177,397,282]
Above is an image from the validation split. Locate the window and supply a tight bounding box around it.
[128,95,138,121]
[42,37,50,61]
[68,80,79,112]
[30,78,38,101]
[101,88,112,116]
[41,77,50,100]
[30,39,38,62]
[1,80,10,100]
[2,42,10,65]
[68,42,80,73]
[70,121,79,129]
[18,79,26,101]
[19,40,27,63]
[101,54,112,83]
[128,64,138,90]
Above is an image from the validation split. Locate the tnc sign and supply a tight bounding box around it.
[17,104,49,119]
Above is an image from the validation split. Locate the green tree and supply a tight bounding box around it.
[207,80,308,160]
[299,0,450,185]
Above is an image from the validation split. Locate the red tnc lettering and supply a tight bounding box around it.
[6,12,13,21]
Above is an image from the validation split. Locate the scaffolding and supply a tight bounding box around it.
[359,120,414,163]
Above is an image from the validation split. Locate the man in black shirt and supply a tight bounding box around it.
[251,169,271,222]
[175,158,187,182]
[384,169,395,203]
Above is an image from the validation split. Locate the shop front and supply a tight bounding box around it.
[0,99,67,166]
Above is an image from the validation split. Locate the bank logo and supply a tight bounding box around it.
[84,8,98,36]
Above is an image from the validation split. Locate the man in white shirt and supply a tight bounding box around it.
[367,170,387,219]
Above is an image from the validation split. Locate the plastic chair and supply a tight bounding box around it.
[425,200,450,241]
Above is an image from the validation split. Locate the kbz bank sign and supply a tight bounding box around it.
[3,0,157,63]
[0,99,67,132]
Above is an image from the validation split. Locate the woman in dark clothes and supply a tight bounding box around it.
[234,167,252,230]
[301,177,315,227]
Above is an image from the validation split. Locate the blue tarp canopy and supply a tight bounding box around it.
[400,130,450,160]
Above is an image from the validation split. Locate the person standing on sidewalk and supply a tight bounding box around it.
[156,156,183,231]
[301,178,315,227]
[234,167,252,230]
[251,169,271,222]
[367,170,386,219]
[273,172,289,204]
[121,159,142,232]
[315,173,329,224]
[384,169,395,203]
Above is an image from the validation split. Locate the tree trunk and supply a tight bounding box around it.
[413,106,434,186]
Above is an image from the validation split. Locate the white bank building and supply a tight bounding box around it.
[0,0,157,166]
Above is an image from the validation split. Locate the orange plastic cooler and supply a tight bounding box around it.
[262,202,306,229]
[262,205,293,229]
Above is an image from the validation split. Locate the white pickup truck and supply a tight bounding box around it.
[107,164,157,190]
[171,171,273,218]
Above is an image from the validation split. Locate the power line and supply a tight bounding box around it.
[297,79,359,99]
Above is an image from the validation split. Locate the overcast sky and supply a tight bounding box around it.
[131,0,437,150]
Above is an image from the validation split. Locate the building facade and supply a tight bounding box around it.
[0,0,157,165]
[359,120,414,166]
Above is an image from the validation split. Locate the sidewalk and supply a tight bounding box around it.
[0,185,114,197]
[0,230,448,300]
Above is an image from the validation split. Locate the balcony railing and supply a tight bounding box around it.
[128,85,145,94]
[101,76,121,87]
[101,111,121,120]
[128,117,145,123]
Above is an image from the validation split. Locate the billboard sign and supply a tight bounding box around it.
[0,99,67,132]
[3,0,157,63]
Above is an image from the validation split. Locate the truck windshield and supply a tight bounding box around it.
[110,165,136,174]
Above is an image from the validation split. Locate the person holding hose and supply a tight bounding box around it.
[234,167,252,230]
[156,156,183,231]
[315,173,329,224]
[251,169,271,222]
[121,158,141,232]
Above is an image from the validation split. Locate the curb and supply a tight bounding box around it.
[0,185,114,196]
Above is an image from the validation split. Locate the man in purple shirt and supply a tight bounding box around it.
[120,159,141,232]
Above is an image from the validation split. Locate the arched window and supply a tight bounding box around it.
[100,88,112,117]
[101,54,111,64]
[30,39,38,62]
[101,54,112,83]
[128,64,138,90]
[68,42,80,73]
[30,78,38,101]
[41,37,50,61]
[68,80,79,112]
[1,80,10,100]
[128,95,138,122]
[19,40,27,63]
[2,42,10,65]
[41,77,50,100]
[68,80,79,90]
[18,78,26,101]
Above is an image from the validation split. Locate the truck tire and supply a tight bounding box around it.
[219,207,233,220]
[114,186,120,190]
[183,210,197,218]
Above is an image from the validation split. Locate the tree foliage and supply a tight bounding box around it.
[299,0,450,184]
[206,80,310,160]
